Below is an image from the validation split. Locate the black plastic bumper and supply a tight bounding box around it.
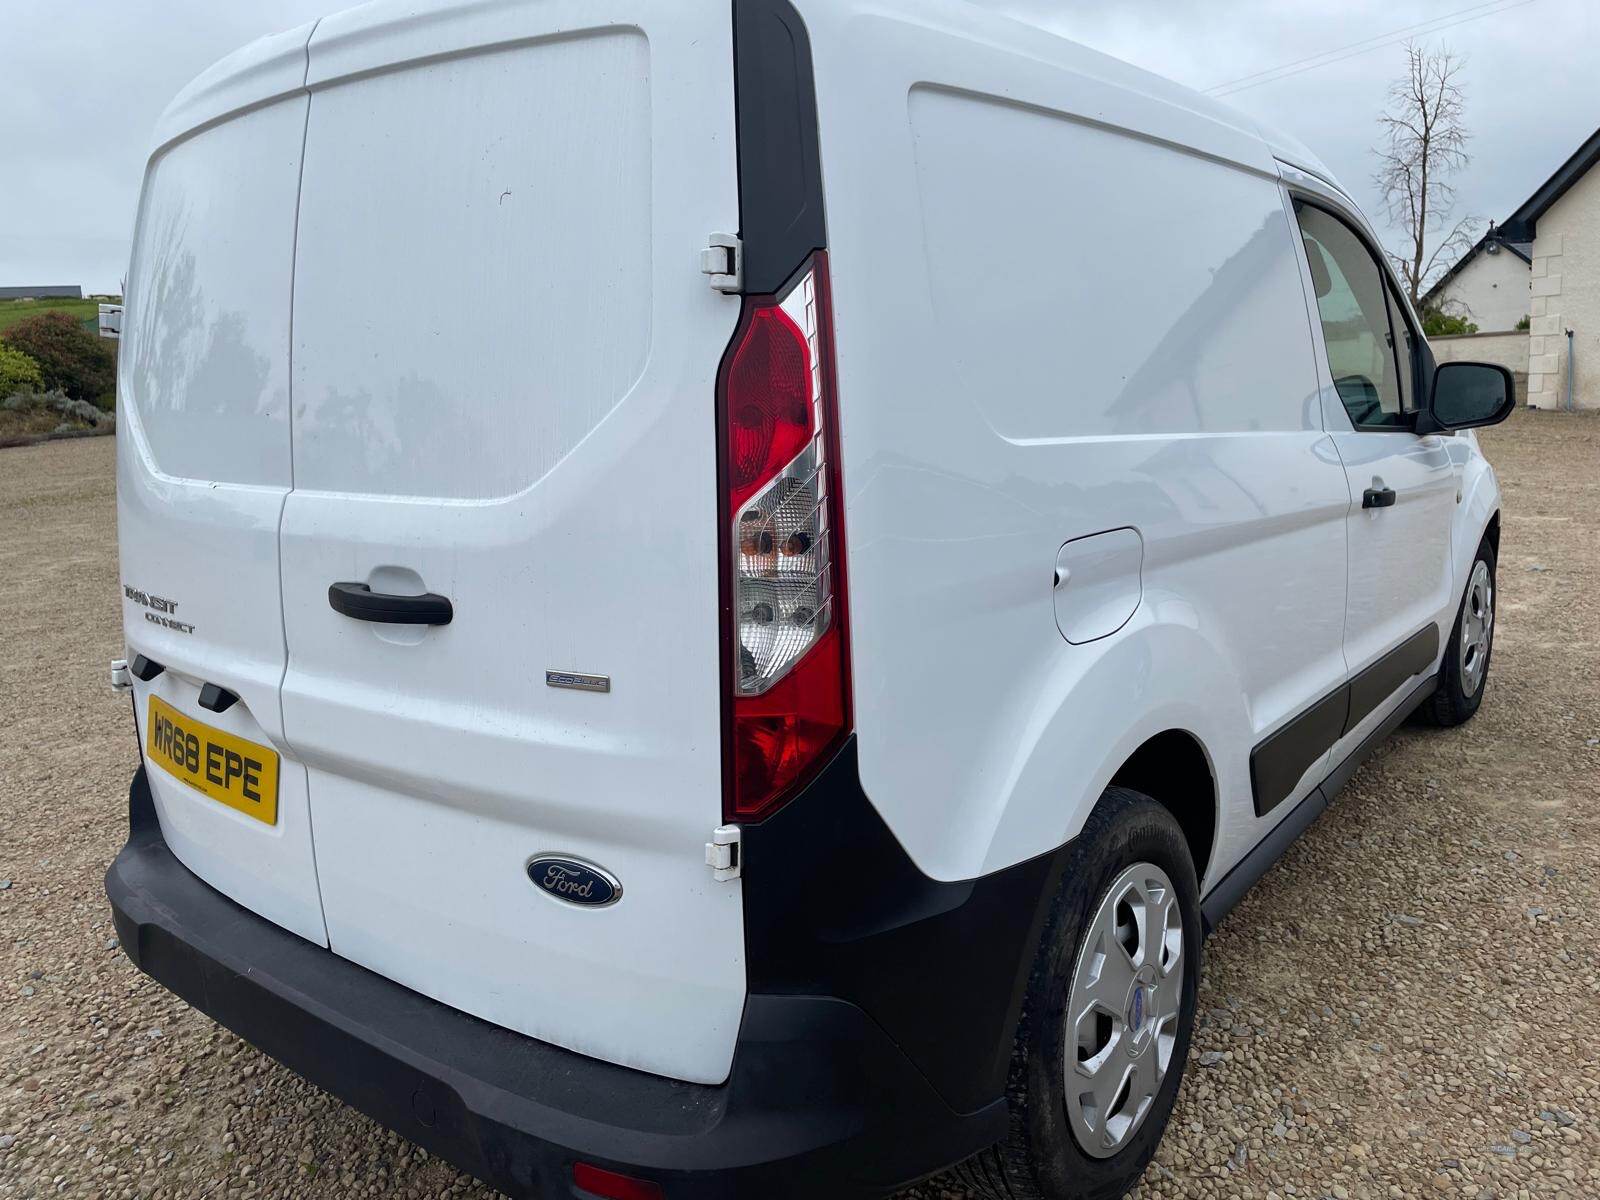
[106,768,1009,1198]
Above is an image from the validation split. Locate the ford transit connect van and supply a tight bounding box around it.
[105,1,1516,1196]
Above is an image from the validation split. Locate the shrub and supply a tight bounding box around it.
[0,343,44,396]
[0,388,113,427]
[1420,308,1478,337]
[1515,314,1531,331]
[0,311,116,407]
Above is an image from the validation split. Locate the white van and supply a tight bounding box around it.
[105,1,1515,1197]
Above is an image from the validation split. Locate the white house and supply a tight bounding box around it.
[1425,230,1530,332]
[1425,125,1599,409]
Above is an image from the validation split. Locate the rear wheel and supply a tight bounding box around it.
[1418,537,1496,727]
[952,788,1201,1200]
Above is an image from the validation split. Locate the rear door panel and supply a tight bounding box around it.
[280,1,744,1085]
[118,82,327,947]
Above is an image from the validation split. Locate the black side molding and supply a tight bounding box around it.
[1250,687,1346,818]
[1206,670,1438,932]
[328,582,453,626]
[1346,624,1438,734]
[733,0,826,293]
[1251,623,1439,816]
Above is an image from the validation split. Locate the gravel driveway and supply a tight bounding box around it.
[3,412,1597,1200]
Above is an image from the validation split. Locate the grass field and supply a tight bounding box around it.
[0,296,110,334]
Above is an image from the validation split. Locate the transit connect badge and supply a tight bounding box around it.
[526,856,622,907]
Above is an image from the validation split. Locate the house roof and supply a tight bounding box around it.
[1498,124,1600,242]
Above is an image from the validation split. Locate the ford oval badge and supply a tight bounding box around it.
[526,856,622,907]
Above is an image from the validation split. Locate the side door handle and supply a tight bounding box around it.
[328,582,453,625]
[1362,486,1397,509]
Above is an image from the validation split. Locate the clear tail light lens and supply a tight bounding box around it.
[718,252,850,821]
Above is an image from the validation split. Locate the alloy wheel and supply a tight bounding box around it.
[1460,558,1494,697]
[1063,862,1184,1158]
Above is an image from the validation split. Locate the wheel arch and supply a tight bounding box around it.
[1108,729,1218,885]
[1454,451,1502,600]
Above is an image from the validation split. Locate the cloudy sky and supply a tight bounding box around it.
[3,0,1594,294]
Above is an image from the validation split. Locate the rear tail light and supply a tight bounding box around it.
[572,1162,664,1200]
[717,252,851,821]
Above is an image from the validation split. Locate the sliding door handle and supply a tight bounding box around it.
[328,582,453,625]
[1362,486,1397,509]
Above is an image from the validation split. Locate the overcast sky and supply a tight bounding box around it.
[2,0,1594,294]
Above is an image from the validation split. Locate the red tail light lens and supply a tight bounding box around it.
[572,1162,664,1200]
[718,252,851,821]
[726,305,814,512]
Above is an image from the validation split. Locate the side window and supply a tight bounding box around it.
[1294,204,1409,430]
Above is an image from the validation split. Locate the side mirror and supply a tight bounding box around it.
[1422,361,1516,432]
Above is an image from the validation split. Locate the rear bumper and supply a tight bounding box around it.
[107,767,1004,1199]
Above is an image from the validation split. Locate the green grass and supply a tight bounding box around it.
[0,297,109,335]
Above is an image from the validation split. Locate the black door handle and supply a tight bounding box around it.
[329,582,453,625]
[1362,486,1397,509]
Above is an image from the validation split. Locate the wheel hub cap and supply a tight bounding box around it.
[1064,862,1184,1159]
[1125,968,1157,1051]
[1460,559,1493,697]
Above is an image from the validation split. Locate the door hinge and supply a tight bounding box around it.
[705,824,742,882]
[109,658,132,693]
[700,233,742,294]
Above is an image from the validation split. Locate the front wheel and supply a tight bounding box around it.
[1419,537,1496,727]
[952,788,1201,1200]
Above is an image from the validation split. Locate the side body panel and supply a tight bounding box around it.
[797,0,1352,888]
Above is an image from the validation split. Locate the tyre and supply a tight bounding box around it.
[1418,536,1496,728]
[952,788,1201,1200]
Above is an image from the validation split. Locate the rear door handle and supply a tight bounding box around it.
[328,582,453,625]
[1362,486,1397,509]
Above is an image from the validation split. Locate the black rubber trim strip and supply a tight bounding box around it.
[1250,686,1347,818]
[733,0,826,294]
[1344,624,1439,737]
[1205,670,1438,933]
[328,582,453,626]
[1205,782,1328,934]
[1320,670,1438,804]
[1250,623,1440,817]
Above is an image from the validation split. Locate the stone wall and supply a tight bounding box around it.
[1429,330,1530,402]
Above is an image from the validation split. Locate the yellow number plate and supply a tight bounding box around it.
[146,695,280,825]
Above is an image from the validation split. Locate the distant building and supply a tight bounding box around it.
[0,285,83,300]
[1424,228,1530,333]
[1425,126,1600,409]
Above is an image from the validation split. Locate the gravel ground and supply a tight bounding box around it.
[3,412,1598,1200]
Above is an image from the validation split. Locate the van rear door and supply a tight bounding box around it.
[279,1,745,1085]
[117,25,327,947]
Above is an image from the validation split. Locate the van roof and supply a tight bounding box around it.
[150,0,1339,190]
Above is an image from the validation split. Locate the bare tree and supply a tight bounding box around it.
[1373,42,1479,307]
